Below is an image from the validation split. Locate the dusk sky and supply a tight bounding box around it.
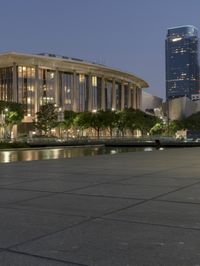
[1,0,200,99]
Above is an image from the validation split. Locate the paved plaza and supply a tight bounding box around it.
[0,148,200,265]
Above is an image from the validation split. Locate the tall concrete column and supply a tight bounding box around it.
[72,71,77,112]
[88,73,92,111]
[128,83,132,108]
[132,86,137,109]
[101,77,105,110]
[12,62,17,102]
[55,68,60,108]
[121,81,125,110]
[34,65,39,115]
[137,87,142,109]
[112,79,116,110]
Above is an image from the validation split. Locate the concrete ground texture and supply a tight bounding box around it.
[0,148,200,265]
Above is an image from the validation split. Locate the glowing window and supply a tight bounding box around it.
[79,74,85,82]
[92,76,97,86]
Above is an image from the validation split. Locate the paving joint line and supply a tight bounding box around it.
[155,198,200,205]
[4,192,56,207]
[1,248,88,266]
[101,179,200,217]
[0,179,40,187]
[106,164,200,183]
[101,216,200,232]
[65,191,145,200]
[5,217,94,251]
[0,204,88,219]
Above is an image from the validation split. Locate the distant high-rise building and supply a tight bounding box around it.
[166,25,200,100]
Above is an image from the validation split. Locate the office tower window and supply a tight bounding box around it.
[166,25,199,100]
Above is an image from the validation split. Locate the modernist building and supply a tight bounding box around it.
[141,91,163,114]
[0,52,148,133]
[166,25,200,100]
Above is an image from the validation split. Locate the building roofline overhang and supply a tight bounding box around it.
[0,51,149,88]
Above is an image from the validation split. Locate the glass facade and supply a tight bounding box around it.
[0,54,144,122]
[0,67,13,101]
[97,77,102,109]
[39,68,56,106]
[166,25,200,100]
[59,72,73,110]
[77,74,89,112]
[105,80,113,110]
[91,76,98,110]
[18,66,35,116]
[90,76,102,110]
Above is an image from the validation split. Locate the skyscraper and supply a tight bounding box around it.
[166,25,199,100]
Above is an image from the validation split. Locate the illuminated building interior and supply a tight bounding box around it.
[0,52,148,133]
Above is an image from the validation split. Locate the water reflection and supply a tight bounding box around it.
[0,146,155,163]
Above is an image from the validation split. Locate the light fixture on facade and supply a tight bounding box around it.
[171,37,182,42]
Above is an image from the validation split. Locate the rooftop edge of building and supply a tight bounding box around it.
[0,51,149,88]
[166,25,198,37]
[167,25,198,31]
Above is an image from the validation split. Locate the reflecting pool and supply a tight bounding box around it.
[0,146,156,163]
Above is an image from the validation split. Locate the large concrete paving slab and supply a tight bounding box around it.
[0,207,87,248]
[70,182,177,199]
[1,147,200,265]
[12,218,200,266]
[9,193,140,217]
[1,179,99,193]
[105,200,200,229]
[0,250,81,266]
[115,175,200,187]
[0,188,51,205]
[158,183,200,203]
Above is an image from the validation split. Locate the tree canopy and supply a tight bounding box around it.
[183,112,200,131]
[0,101,24,138]
[34,103,58,136]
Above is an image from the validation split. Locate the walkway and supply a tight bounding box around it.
[0,148,200,265]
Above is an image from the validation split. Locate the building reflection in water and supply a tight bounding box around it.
[0,146,154,163]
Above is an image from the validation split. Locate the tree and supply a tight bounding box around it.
[34,103,58,136]
[74,111,106,139]
[103,110,118,137]
[90,110,106,139]
[58,110,77,138]
[116,108,159,137]
[116,110,128,137]
[0,101,24,139]
[131,109,159,136]
[63,110,77,128]
[183,112,200,131]
[74,112,92,136]
[74,112,91,130]
[150,122,164,135]
[125,108,138,135]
